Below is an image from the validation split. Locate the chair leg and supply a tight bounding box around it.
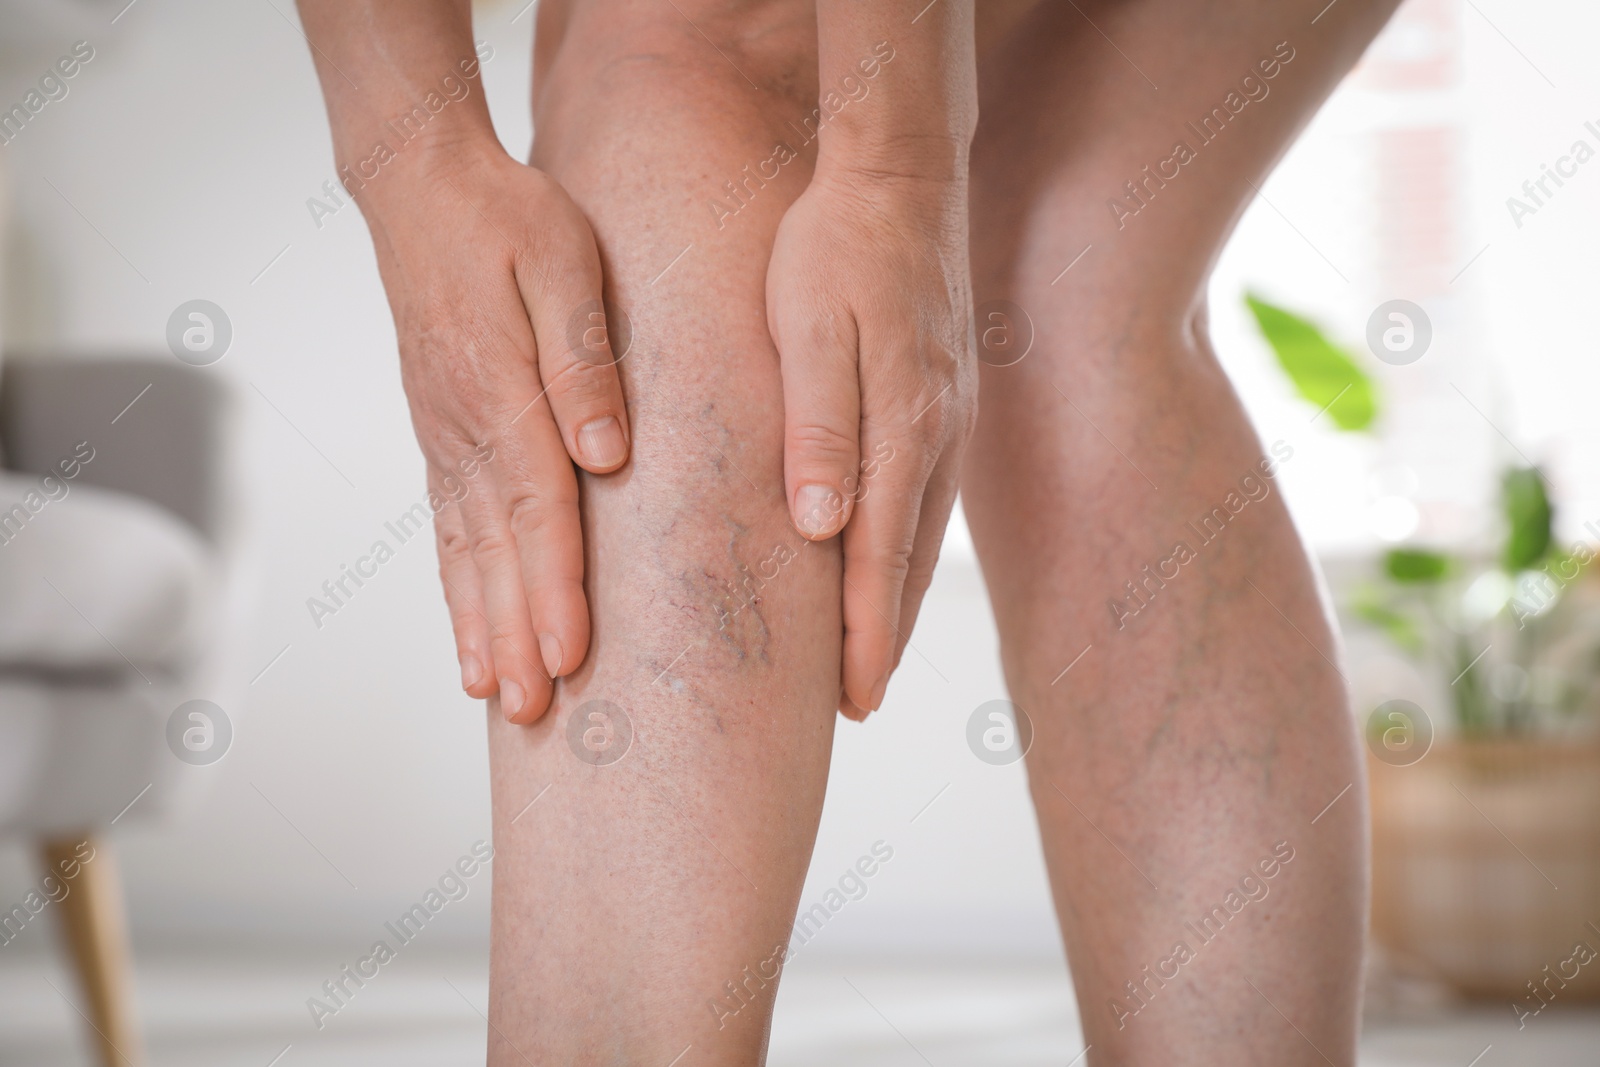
[40,835,143,1067]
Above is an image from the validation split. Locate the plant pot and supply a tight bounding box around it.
[1369,740,1600,1003]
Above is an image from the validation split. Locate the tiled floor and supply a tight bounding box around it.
[1,949,1595,1065]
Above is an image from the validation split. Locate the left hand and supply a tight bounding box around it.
[766,168,976,717]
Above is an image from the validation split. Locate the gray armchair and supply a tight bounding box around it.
[0,355,244,1067]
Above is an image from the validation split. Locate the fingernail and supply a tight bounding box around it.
[869,671,890,712]
[539,632,565,679]
[577,416,627,468]
[460,654,482,690]
[795,484,842,538]
[500,679,525,719]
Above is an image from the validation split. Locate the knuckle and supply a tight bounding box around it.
[924,340,964,382]
[906,546,941,590]
[488,630,533,657]
[493,433,575,487]
[884,545,914,585]
[435,520,474,566]
[788,421,859,470]
[906,370,977,444]
[467,526,520,569]
[543,356,619,413]
[784,303,854,350]
[506,483,576,538]
[866,542,914,589]
[949,385,979,443]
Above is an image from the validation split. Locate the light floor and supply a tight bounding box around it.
[0,949,1595,1066]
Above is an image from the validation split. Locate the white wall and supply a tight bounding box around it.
[0,0,1597,959]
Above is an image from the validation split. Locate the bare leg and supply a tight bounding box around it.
[484,3,830,1063]
[966,1,1399,1062]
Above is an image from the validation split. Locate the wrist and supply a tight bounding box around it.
[813,132,971,200]
[319,36,503,200]
[814,124,972,187]
[337,123,506,217]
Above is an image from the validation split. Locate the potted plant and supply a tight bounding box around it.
[1247,294,1600,1010]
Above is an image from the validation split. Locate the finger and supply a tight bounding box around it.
[432,467,496,700]
[840,434,929,713]
[456,465,555,725]
[773,304,861,541]
[493,406,589,689]
[889,445,965,675]
[519,223,632,475]
[480,240,593,701]
[839,690,870,723]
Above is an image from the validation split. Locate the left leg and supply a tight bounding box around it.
[965,0,1398,1060]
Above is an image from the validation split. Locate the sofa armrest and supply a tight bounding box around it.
[0,356,236,545]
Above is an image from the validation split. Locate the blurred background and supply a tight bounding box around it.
[1,0,1598,1063]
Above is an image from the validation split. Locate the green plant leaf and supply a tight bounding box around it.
[1502,467,1553,572]
[1384,548,1452,584]
[1245,293,1378,432]
[1352,596,1425,656]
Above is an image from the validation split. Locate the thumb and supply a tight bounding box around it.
[775,307,861,540]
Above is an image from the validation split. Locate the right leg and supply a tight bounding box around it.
[482,4,832,1063]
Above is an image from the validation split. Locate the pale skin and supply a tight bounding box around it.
[298,0,1398,1062]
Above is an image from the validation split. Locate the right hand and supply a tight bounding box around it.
[363,142,630,725]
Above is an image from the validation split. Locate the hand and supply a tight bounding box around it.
[365,143,630,724]
[766,169,976,718]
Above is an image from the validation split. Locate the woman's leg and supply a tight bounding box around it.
[483,4,829,1063]
[967,1,1399,1062]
